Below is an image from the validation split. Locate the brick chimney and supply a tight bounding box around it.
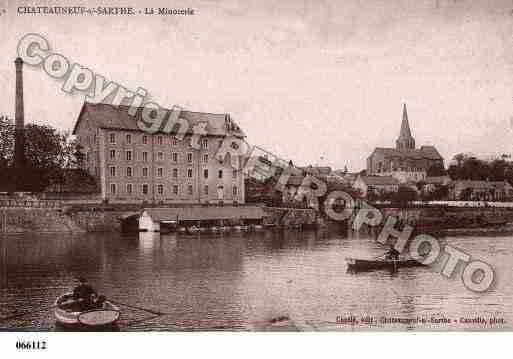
[14,57,26,185]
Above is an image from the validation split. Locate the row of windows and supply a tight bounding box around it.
[109,133,209,148]
[108,166,238,179]
[109,150,209,163]
[109,183,238,196]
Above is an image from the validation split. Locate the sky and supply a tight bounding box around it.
[1,0,513,171]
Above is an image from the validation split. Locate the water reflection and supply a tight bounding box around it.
[0,230,512,331]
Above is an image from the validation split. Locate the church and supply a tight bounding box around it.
[366,104,444,183]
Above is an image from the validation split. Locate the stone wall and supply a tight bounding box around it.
[378,207,513,228]
[0,208,130,234]
[262,207,318,227]
[0,205,319,234]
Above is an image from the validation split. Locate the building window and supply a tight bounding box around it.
[142,135,148,144]
[172,185,178,195]
[126,183,132,194]
[201,138,208,149]
[157,152,163,161]
[233,186,238,196]
[157,184,164,195]
[109,166,116,177]
[126,150,132,161]
[142,151,148,162]
[110,183,116,194]
[218,169,223,179]
[172,168,178,178]
[142,167,148,177]
[157,136,163,145]
[109,133,116,144]
[188,185,193,195]
[204,185,209,195]
[126,167,132,177]
[187,153,193,163]
[187,168,193,178]
[172,152,178,162]
[126,134,132,144]
[203,154,209,163]
[172,137,178,146]
[157,167,163,177]
[109,149,116,160]
[142,184,149,195]
[203,169,208,179]
[233,169,237,179]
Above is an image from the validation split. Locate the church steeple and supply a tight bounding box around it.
[396,103,415,150]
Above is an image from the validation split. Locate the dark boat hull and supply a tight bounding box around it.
[346,257,426,272]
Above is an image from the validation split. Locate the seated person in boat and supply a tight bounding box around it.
[384,245,400,260]
[72,278,99,310]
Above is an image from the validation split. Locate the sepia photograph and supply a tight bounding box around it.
[1,0,513,356]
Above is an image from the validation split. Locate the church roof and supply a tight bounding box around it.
[371,145,443,161]
[72,102,245,137]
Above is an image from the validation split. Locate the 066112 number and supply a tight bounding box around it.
[16,341,47,350]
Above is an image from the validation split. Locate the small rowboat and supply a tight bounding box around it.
[54,293,120,330]
[346,257,426,272]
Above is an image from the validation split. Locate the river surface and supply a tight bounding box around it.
[1,229,512,331]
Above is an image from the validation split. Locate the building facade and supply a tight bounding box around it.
[367,104,444,183]
[449,180,513,201]
[352,175,400,197]
[73,102,245,204]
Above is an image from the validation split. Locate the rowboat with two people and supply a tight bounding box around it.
[54,278,120,330]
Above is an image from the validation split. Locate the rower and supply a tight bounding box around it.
[73,277,97,310]
[385,245,400,260]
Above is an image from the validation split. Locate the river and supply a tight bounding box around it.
[1,229,512,331]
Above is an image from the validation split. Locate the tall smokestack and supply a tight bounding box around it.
[14,57,25,186]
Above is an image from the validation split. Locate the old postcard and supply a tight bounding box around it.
[1,0,513,353]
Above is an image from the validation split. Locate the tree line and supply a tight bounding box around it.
[0,115,98,193]
[446,153,513,183]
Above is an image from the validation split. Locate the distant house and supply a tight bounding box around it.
[330,170,359,186]
[352,175,399,197]
[244,177,282,206]
[282,175,308,207]
[301,166,332,178]
[449,180,513,201]
[422,175,452,193]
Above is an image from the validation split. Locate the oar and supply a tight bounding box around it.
[107,299,167,316]
[0,303,58,322]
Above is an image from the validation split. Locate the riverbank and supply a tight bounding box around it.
[0,205,320,234]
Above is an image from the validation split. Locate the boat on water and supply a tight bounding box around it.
[54,293,120,330]
[346,257,426,272]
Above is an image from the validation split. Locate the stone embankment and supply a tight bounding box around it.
[378,206,513,230]
[0,204,319,234]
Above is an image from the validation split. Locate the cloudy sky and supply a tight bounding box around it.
[1,0,512,170]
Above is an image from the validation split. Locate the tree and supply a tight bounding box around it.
[489,159,507,181]
[459,188,473,201]
[431,185,449,200]
[0,118,94,192]
[448,154,490,181]
[0,116,14,166]
[427,163,446,177]
[391,186,418,206]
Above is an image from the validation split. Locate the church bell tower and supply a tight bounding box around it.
[395,103,415,150]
